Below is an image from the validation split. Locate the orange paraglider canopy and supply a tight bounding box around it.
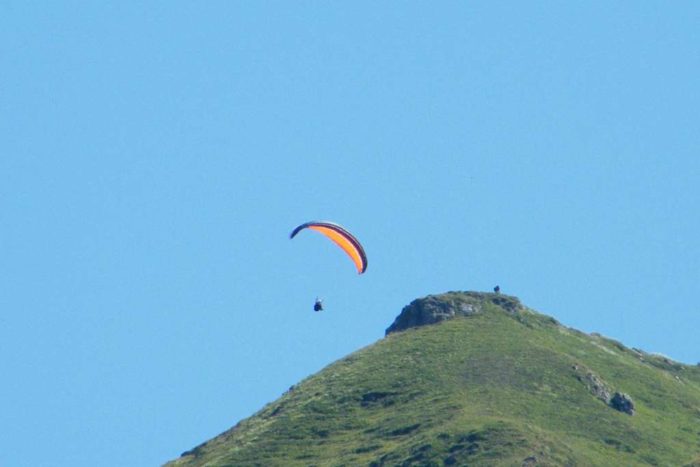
[290,221,367,274]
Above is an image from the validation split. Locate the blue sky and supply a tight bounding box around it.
[1,2,699,465]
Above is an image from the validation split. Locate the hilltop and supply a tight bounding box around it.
[166,292,700,466]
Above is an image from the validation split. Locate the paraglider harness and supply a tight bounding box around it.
[314,298,324,312]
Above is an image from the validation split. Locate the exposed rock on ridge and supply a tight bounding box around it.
[385,291,523,335]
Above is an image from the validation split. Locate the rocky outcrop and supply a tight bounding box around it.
[385,291,522,335]
[572,364,635,415]
[610,392,635,415]
[572,364,612,404]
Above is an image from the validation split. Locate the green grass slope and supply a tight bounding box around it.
[166,292,700,466]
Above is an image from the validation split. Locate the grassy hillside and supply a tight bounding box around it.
[166,292,700,466]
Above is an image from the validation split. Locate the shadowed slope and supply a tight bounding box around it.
[166,292,700,466]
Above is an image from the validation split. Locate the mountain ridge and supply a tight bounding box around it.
[166,291,700,466]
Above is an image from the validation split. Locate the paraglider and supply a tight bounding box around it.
[289,221,367,274]
[290,221,367,312]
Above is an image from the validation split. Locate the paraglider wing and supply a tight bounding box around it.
[290,221,367,274]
